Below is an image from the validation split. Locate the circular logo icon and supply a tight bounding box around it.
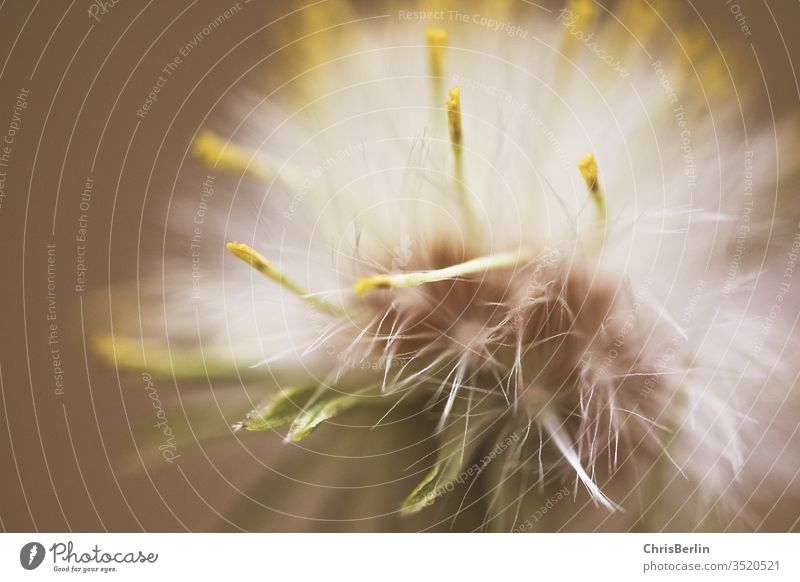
[20,542,45,570]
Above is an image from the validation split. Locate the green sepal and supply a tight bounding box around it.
[401,461,458,516]
[286,391,366,442]
[238,384,319,431]
[401,395,494,515]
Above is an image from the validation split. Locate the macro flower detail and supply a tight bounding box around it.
[102,0,800,532]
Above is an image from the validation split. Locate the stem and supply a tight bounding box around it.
[354,248,531,296]
[426,27,448,106]
[447,87,478,233]
[227,241,344,316]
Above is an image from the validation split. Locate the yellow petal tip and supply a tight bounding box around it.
[578,152,599,194]
[354,276,390,296]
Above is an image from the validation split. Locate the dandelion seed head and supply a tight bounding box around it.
[112,1,800,531]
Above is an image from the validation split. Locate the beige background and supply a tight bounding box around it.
[1,0,799,532]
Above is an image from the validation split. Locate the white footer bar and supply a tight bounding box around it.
[1,533,796,580]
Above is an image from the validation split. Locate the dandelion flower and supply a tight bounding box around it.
[104,1,800,531]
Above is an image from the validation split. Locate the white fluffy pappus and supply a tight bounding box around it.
[105,1,800,531]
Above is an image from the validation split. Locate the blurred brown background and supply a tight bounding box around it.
[0,0,799,532]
